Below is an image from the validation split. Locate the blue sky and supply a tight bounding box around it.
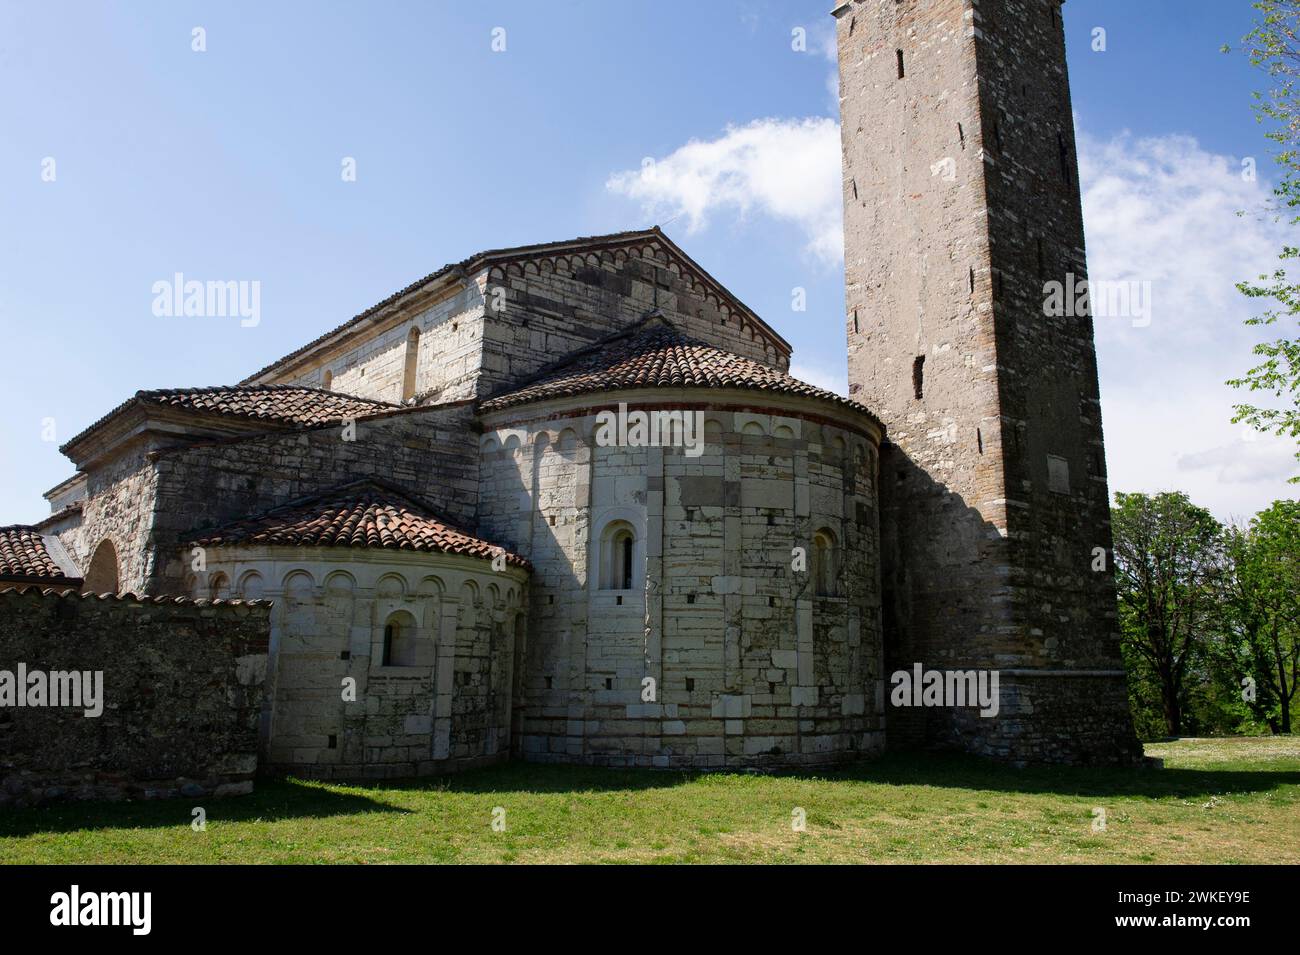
[0,0,1293,524]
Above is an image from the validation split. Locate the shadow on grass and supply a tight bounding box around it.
[0,780,404,838]
[335,749,1300,802]
[816,752,1300,801]
[3,749,1295,838]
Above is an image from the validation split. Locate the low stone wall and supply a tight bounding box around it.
[0,589,270,807]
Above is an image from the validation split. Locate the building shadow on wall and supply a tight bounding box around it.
[0,780,403,838]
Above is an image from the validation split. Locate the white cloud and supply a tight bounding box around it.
[605,117,844,264]
[607,119,1298,516]
[1079,130,1297,516]
[790,360,847,395]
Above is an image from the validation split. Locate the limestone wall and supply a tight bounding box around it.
[144,403,481,594]
[836,0,1139,764]
[0,589,269,807]
[191,547,528,778]
[478,240,788,401]
[267,236,791,412]
[478,392,884,769]
[279,286,487,406]
[53,447,160,594]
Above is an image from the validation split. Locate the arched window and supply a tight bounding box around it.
[401,326,420,402]
[599,521,638,591]
[83,539,119,594]
[322,369,333,391]
[382,610,419,666]
[209,572,231,600]
[813,528,839,598]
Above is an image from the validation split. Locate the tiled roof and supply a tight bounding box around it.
[238,226,790,384]
[188,480,530,569]
[0,526,81,583]
[138,386,395,426]
[62,385,398,453]
[478,318,882,428]
[0,588,271,607]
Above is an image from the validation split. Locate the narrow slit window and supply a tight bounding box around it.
[896,49,905,79]
[912,356,925,400]
[620,534,633,590]
[958,122,965,149]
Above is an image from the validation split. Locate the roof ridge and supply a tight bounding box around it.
[140,383,398,405]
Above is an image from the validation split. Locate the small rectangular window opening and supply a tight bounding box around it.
[912,356,925,400]
[896,49,905,79]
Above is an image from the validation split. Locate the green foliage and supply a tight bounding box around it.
[1112,492,1224,738]
[1228,2,1300,479]
[1113,491,1299,739]
[1213,500,1300,732]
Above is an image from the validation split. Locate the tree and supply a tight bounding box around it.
[1112,492,1223,737]
[1228,2,1300,480]
[1216,500,1300,732]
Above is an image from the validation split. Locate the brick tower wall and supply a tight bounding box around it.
[835,0,1141,764]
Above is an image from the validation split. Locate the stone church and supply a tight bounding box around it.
[0,0,1141,780]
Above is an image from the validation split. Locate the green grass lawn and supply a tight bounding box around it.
[2,736,1296,864]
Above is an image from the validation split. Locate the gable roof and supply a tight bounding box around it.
[187,479,530,569]
[0,526,83,585]
[478,317,882,429]
[61,385,398,456]
[238,226,791,385]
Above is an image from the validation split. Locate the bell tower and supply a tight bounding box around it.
[834,0,1141,763]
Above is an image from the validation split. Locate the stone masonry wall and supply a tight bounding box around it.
[143,402,482,595]
[269,236,789,417]
[195,548,528,779]
[0,589,269,807]
[478,239,788,402]
[54,447,160,594]
[836,0,1140,763]
[281,286,486,406]
[478,395,884,768]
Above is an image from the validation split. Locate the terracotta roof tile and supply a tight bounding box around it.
[478,318,881,429]
[62,385,398,453]
[188,480,530,569]
[0,526,81,583]
[139,385,396,427]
